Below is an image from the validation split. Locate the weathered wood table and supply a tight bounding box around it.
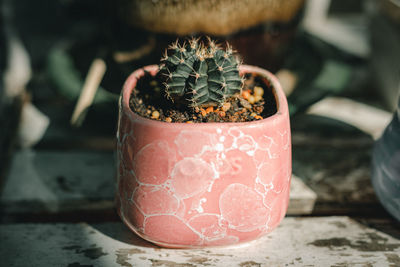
[1,96,399,266]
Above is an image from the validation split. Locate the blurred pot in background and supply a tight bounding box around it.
[118,0,304,35]
[372,96,400,222]
[116,0,305,72]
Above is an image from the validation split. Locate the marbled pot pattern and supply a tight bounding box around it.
[116,65,291,248]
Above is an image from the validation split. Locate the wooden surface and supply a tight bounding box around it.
[291,110,389,216]
[1,217,399,267]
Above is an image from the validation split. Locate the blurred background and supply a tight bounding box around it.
[0,0,399,230]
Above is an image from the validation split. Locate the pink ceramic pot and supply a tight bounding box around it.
[116,65,291,248]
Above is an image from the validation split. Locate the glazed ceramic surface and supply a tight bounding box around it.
[116,65,291,248]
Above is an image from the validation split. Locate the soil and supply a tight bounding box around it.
[129,72,277,123]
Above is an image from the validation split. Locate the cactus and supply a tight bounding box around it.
[160,38,243,107]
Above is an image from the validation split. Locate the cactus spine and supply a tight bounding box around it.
[160,38,243,107]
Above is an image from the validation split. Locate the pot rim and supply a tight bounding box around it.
[121,64,288,128]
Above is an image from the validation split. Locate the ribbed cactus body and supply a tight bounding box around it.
[160,39,242,107]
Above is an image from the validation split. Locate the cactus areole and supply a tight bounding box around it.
[160,38,243,108]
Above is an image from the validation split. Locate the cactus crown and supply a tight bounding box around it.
[160,38,243,107]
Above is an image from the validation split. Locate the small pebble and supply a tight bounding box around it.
[146,109,151,114]
[254,86,264,96]
[254,95,262,102]
[248,95,256,104]
[219,111,226,117]
[240,98,252,109]
[151,110,160,119]
[165,117,172,123]
[206,106,214,114]
[222,103,231,112]
[242,90,250,100]
[254,105,264,113]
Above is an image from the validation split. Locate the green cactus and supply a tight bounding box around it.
[160,38,243,107]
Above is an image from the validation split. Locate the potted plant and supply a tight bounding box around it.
[116,38,291,248]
